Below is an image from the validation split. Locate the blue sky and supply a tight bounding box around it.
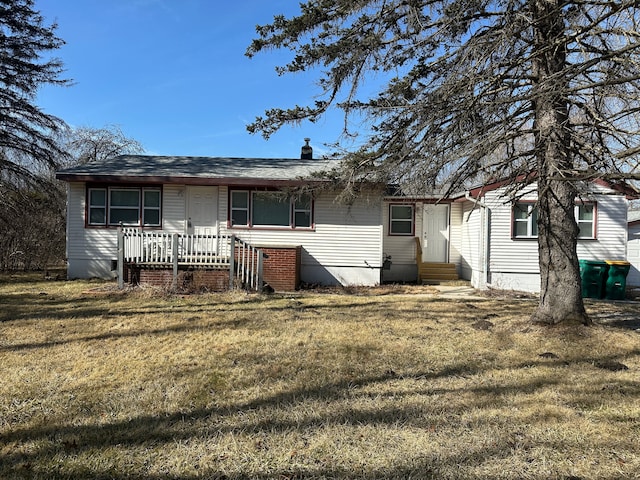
[36,0,348,159]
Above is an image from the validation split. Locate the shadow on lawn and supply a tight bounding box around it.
[4,351,634,479]
[1,286,637,478]
[0,291,130,323]
[0,290,521,354]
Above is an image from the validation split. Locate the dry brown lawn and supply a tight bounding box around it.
[0,275,639,479]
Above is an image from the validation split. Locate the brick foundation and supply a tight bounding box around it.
[261,245,301,291]
[128,266,229,292]
[125,245,300,292]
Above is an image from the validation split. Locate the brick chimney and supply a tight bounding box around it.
[300,138,313,160]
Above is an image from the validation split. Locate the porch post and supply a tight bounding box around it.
[229,235,236,290]
[117,227,124,289]
[172,233,179,290]
[257,249,264,293]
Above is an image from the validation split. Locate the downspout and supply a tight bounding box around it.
[465,192,491,288]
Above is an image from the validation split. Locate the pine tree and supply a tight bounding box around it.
[247,0,640,324]
[0,0,68,270]
[0,0,69,182]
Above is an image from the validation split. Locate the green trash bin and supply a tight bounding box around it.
[604,260,631,300]
[579,259,608,299]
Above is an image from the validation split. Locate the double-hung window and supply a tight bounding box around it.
[87,186,162,227]
[575,203,596,239]
[88,188,107,225]
[293,195,312,228]
[512,202,538,238]
[229,190,313,228]
[230,191,249,226]
[512,201,596,239]
[143,190,161,226]
[389,204,414,235]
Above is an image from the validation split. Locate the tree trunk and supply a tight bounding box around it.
[534,178,590,325]
[530,0,590,325]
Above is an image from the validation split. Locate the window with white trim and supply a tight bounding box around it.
[389,204,414,235]
[576,203,595,238]
[87,186,162,227]
[513,202,538,238]
[512,201,596,239]
[229,190,313,228]
[230,191,249,226]
[293,195,312,228]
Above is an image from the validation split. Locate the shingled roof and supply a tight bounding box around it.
[56,155,338,186]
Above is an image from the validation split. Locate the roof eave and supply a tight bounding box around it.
[55,173,330,187]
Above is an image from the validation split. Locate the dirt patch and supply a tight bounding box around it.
[300,283,440,295]
[481,288,538,300]
[592,310,640,331]
[81,284,130,296]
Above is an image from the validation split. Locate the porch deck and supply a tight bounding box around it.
[117,228,264,291]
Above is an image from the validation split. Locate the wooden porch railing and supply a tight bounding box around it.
[117,228,264,292]
[415,237,422,265]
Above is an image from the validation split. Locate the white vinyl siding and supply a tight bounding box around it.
[628,222,640,287]
[448,202,463,269]
[486,187,541,276]
[382,206,419,266]
[66,183,118,279]
[577,195,627,260]
[460,201,483,284]
[465,183,629,292]
[381,201,421,283]
[381,201,463,283]
[161,185,187,233]
[220,187,383,285]
[68,182,382,284]
[66,183,187,279]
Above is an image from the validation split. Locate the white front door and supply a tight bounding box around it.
[186,186,218,236]
[422,204,449,262]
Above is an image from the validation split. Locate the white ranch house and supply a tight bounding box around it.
[56,151,637,294]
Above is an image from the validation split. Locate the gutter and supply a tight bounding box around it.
[465,192,491,288]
